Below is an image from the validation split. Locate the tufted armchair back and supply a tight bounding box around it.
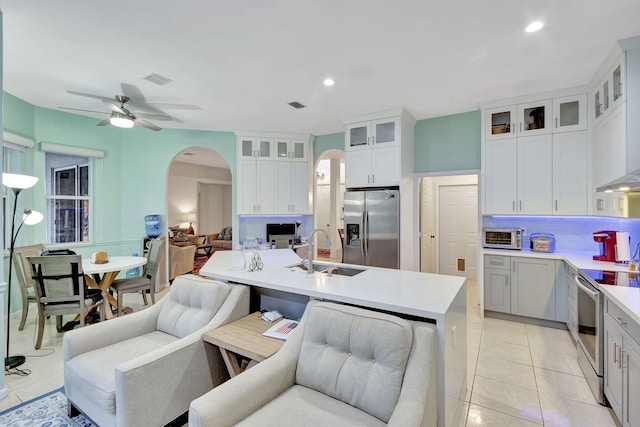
[295,302,413,423]
[157,275,230,338]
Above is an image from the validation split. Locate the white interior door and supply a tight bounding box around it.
[438,184,478,279]
[420,178,436,273]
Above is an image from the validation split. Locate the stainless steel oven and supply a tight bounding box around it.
[575,270,604,404]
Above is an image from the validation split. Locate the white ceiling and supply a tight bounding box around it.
[2,0,640,138]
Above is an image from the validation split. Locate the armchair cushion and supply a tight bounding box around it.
[296,303,413,423]
[157,276,229,338]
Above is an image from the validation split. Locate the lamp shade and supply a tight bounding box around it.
[2,173,38,190]
[109,112,134,128]
[23,209,44,225]
[186,212,196,223]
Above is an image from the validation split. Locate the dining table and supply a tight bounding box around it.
[82,255,147,319]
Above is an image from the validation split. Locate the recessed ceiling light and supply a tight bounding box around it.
[525,21,544,33]
[323,78,335,87]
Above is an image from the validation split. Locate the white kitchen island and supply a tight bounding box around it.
[200,249,467,427]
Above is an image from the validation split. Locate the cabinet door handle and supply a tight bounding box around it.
[621,350,627,369]
[555,200,558,211]
[519,200,522,211]
[520,122,522,133]
[257,204,260,212]
[555,117,558,128]
[372,135,375,145]
[512,200,515,212]
[372,174,375,183]
[512,123,515,134]
[614,342,620,367]
[616,316,627,327]
[368,175,370,184]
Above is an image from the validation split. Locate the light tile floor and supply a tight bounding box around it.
[463,280,619,426]
[1,279,621,427]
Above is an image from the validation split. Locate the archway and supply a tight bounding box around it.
[314,149,345,261]
[166,146,232,279]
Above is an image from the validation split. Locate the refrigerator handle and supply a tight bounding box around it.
[364,210,369,260]
[361,210,366,261]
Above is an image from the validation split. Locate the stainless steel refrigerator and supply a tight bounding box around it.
[343,189,399,269]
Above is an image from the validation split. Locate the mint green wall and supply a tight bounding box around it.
[414,110,481,173]
[313,132,344,162]
[312,112,481,174]
[2,94,237,313]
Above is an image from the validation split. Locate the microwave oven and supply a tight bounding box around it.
[482,227,524,250]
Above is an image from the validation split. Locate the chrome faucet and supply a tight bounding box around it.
[305,228,331,274]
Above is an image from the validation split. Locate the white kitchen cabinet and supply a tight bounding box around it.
[511,257,559,320]
[275,161,310,214]
[517,134,553,215]
[565,263,578,340]
[552,94,587,133]
[553,130,589,215]
[484,138,517,214]
[604,296,640,427]
[484,255,511,313]
[485,105,517,140]
[275,138,307,162]
[484,255,562,322]
[345,109,414,189]
[482,90,588,215]
[237,137,274,160]
[484,134,554,215]
[346,117,400,151]
[237,133,311,215]
[237,159,276,214]
[593,53,625,124]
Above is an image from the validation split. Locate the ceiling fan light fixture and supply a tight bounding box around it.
[109,112,134,128]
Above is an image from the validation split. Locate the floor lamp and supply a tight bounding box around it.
[3,173,41,370]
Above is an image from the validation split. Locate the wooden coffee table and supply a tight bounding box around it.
[203,312,285,377]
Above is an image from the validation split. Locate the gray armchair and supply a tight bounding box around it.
[189,301,437,427]
[64,274,250,427]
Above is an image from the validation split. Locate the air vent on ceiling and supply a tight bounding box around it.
[143,73,173,86]
[288,101,306,109]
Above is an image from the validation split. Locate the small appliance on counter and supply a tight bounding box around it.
[592,230,631,264]
[482,227,523,250]
[530,233,556,253]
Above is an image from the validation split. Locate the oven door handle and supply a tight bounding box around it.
[575,276,599,301]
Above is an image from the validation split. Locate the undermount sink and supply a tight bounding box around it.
[286,262,367,277]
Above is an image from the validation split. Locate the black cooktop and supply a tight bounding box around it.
[581,269,640,288]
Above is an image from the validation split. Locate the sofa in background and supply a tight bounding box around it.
[188,300,437,427]
[64,275,250,427]
[207,226,233,251]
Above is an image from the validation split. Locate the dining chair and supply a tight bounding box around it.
[110,238,165,316]
[28,254,104,349]
[12,243,45,331]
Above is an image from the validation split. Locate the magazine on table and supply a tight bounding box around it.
[262,318,299,341]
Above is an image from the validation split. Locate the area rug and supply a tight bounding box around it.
[193,254,208,275]
[0,387,95,426]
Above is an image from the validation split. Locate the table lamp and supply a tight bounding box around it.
[3,173,42,370]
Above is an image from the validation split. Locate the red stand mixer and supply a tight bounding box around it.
[593,230,631,263]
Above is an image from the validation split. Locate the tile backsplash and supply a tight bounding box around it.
[483,215,640,256]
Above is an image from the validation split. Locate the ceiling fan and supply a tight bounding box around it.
[60,91,174,131]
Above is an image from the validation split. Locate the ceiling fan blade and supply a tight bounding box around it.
[97,118,111,126]
[103,100,127,115]
[146,102,201,111]
[134,112,173,121]
[134,118,161,131]
[59,106,109,115]
[68,90,112,102]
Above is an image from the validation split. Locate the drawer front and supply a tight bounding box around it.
[606,298,640,346]
[485,255,510,270]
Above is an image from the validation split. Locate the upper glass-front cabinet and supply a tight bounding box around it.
[486,105,517,140]
[553,94,587,133]
[275,139,307,161]
[346,118,399,150]
[237,137,273,159]
[517,100,552,136]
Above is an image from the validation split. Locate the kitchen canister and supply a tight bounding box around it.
[530,233,556,253]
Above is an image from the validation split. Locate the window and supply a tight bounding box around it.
[45,153,90,244]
